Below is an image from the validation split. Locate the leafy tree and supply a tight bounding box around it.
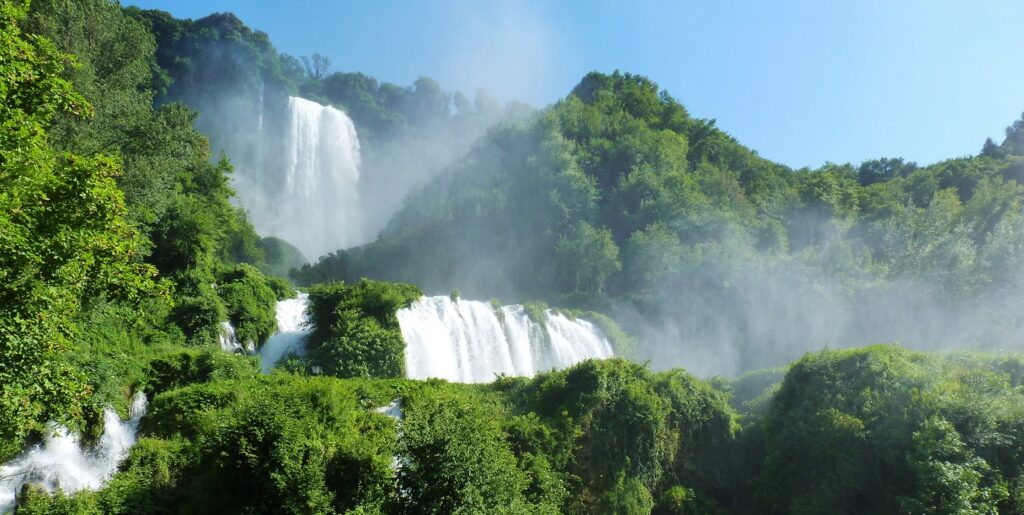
[1000,112,1024,156]
[554,222,622,294]
[397,388,537,513]
[0,1,157,458]
[217,264,278,346]
[304,280,422,378]
[898,416,1006,514]
[857,157,917,186]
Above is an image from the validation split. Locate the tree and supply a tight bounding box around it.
[301,52,332,79]
[397,389,535,513]
[0,2,157,458]
[981,137,1004,158]
[554,222,622,294]
[898,417,1006,514]
[1001,112,1024,156]
[858,157,917,186]
[625,223,683,291]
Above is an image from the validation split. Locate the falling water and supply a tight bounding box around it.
[375,399,403,421]
[0,392,148,512]
[258,293,311,373]
[233,96,362,259]
[398,296,614,383]
[219,321,253,354]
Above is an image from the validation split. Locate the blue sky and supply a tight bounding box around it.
[123,0,1024,169]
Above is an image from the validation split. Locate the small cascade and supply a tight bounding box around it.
[219,321,252,354]
[375,399,403,421]
[398,296,614,383]
[0,392,148,512]
[258,293,311,373]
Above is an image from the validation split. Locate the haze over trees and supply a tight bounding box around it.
[299,70,1024,376]
[3,2,1024,513]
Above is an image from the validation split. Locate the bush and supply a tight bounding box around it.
[305,280,422,378]
[756,346,1024,514]
[168,286,225,346]
[397,386,538,513]
[217,264,279,346]
[146,349,258,396]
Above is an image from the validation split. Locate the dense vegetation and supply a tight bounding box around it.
[16,345,1024,514]
[0,0,287,461]
[302,280,422,379]
[14,354,739,514]
[298,70,1024,375]
[5,2,1024,514]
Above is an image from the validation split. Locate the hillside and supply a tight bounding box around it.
[3,2,1024,514]
[298,71,1024,375]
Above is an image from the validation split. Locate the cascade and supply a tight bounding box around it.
[219,320,253,354]
[258,293,311,373]
[375,400,403,421]
[226,294,613,381]
[233,96,362,259]
[0,393,148,512]
[398,296,614,383]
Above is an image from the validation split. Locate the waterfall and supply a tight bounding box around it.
[234,96,362,260]
[258,293,311,373]
[376,399,403,421]
[219,321,253,354]
[230,294,613,381]
[398,296,614,383]
[0,392,148,512]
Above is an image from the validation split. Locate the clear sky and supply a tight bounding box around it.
[123,0,1024,169]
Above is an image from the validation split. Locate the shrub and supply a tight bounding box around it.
[305,280,422,379]
[217,264,278,346]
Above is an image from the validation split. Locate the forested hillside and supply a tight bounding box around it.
[3,2,1024,514]
[1,0,292,460]
[298,70,1024,375]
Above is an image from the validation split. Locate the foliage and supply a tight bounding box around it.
[217,263,278,345]
[756,346,1024,514]
[304,280,422,378]
[10,5,1024,515]
[0,1,158,459]
[0,0,287,461]
[396,386,539,513]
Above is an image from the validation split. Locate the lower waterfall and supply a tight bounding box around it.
[0,392,148,512]
[258,293,310,373]
[397,296,614,383]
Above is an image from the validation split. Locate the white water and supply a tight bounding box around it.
[235,96,362,259]
[219,320,254,354]
[398,296,614,383]
[375,400,404,470]
[0,392,148,512]
[375,399,403,421]
[258,293,311,373]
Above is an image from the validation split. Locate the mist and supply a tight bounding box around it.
[147,11,533,261]
[143,11,1024,381]
[619,212,1024,377]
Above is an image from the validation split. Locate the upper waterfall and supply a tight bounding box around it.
[397,296,614,383]
[234,96,362,260]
